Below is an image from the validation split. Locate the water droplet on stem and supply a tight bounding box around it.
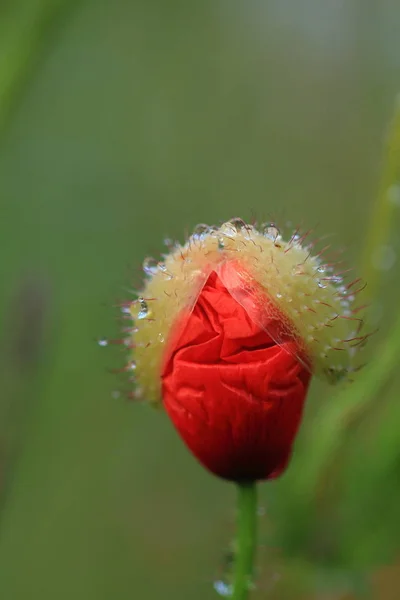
[213,581,233,597]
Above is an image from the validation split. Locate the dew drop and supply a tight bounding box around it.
[157,262,173,280]
[163,237,178,250]
[143,257,158,276]
[218,236,225,250]
[317,281,327,289]
[158,333,165,343]
[192,223,211,241]
[193,223,209,234]
[220,222,237,237]
[213,581,233,597]
[276,292,282,299]
[317,266,326,274]
[127,361,136,371]
[228,217,246,232]
[262,222,280,241]
[330,275,343,284]
[98,338,108,347]
[241,224,255,240]
[137,297,149,319]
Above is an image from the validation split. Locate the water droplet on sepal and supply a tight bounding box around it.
[143,257,158,276]
[137,297,149,319]
[262,223,280,241]
[220,222,237,238]
[192,223,213,241]
[157,262,173,280]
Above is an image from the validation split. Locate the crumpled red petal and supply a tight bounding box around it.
[162,266,311,482]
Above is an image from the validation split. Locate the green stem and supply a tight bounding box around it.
[232,481,258,600]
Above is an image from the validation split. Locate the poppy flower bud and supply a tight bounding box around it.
[128,220,368,481]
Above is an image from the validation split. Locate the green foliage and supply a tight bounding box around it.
[0,0,79,133]
[267,96,400,596]
[0,2,400,600]
[270,311,400,568]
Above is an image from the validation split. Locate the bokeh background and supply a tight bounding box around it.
[1,1,400,599]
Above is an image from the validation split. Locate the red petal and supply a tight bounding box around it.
[162,267,311,482]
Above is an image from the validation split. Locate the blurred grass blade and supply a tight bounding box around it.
[0,0,81,135]
[271,307,400,564]
[361,96,400,302]
[293,307,400,501]
[0,276,52,519]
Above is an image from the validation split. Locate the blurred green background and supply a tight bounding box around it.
[1,1,400,599]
